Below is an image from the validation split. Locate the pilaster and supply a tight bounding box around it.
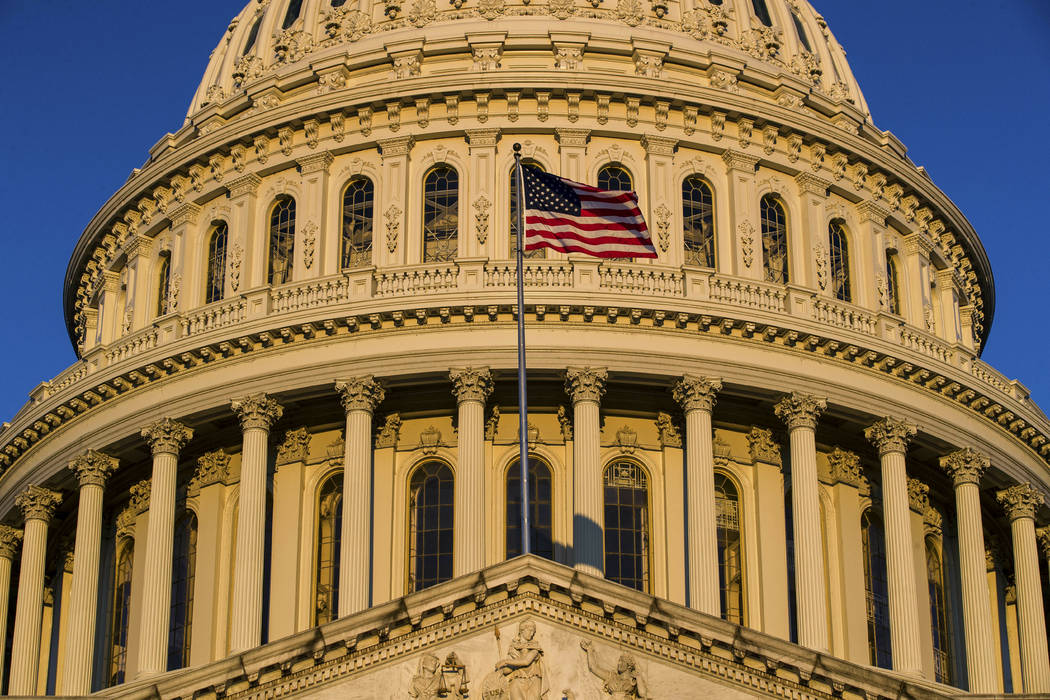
[296,152,334,279]
[722,150,760,278]
[377,136,414,267]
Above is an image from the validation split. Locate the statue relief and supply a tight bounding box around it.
[408,652,469,699]
[480,620,548,699]
[580,641,649,699]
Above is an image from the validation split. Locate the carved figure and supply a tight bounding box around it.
[580,641,649,699]
[481,620,548,699]
[409,653,443,699]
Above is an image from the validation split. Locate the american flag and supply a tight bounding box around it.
[520,165,657,259]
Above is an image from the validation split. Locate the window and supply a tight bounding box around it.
[792,12,812,51]
[597,163,633,192]
[862,510,892,668]
[682,175,716,267]
[751,0,773,26]
[422,166,459,263]
[506,456,554,560]
[155,254,171,317]
[715,472,744,624]
[315,473,342,625]
[510,163,546,259]
[886,253,901,315]
[408,462,454,592]
[603,460,650,592]
[341,178,374,269]
[760,195,789,284]
[927,538,952,684]
[206,222,228,304]
[828,220,852,302]
[282,0,304,29]
[168,510,197,671]
[242,14,263,56]
[268,196,296,285]
[109,541,134,686]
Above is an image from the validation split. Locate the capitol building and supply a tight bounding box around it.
[2,0,1050,697]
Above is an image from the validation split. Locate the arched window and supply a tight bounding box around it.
[282,0,304,29]
[510,162,546,259]
[862,509,892,669]
[341,178,374,269]
[603,460,650,592]
[506,456,554,560]
[422,166,459,263]
[155,254,171,317]
[205,222,228,304]
[886,252,901,315]
[791,12,812,51]
[268,196,296,285]
[109,541,134,686]
[168,510,197,671]
[408,462,454,592]
[682,175,716,267]
[760,195,789,284]
[714,472,744,624]
[315,472,342,625]
[242,14,263,56]
[828,220,852,302]
[597,163,633,192]
[927,538,952,684]
[751,0,773,26]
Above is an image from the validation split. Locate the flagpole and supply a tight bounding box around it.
[512,143,531,556]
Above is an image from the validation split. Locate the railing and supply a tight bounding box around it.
[599,264,684,297]
[970,359,1014,397]
[485,262,573,287]
[181,298,248,337]
[104,328,159,365]
[811,298,877,336]
[270,277,351,314]
[375,264,459,297]
[898,327,954,366]
[709,276,786,313]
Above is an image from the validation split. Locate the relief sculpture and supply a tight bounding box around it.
[480,619,548,699]
[580,641,649,698]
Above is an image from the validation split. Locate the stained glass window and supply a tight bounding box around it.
[408,462,454,591]
[506,456,554,560]
[341,178,374,269]
[422,166,459,263]
[683,175,716,267]
[603,460,650,592]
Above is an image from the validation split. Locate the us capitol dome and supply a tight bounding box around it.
[1,0,1049,697]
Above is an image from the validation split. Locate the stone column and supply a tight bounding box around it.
[566,367,607,576]
[865,418,923,674]
[335,376,385,615]
[672,375,722,616]
[996,484,1050,693]
[136,418,193,677]
[0,526,23,685]
[449,368,493,576]
[61,451,119,694]
[939,448,998,693]
[774,391,828,652]
[9,486,62,695]
[230,394,283,653]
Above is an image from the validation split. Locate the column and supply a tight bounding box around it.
[996,483,1050,693]
[136,418,193,677]
[774,391,829,651]
[672,375,722,616]
[939,448,998,693]
[230,394,283,653]
[0,526,23,685]
[61,450,119,694]
[9,485,62,695]
[449,368,493,576]
[865,418,923,674]
[566,367,607,576]
[335,376,385,614]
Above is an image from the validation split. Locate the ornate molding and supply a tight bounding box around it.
[231,394,283,431]
[656,412,681,448]
[827,447,863,488]
[565,367,607,404]
[335,376,386,413]
[68,450,119,489]
[141,417,193,456]
[1037,526,1050,559]
[864,418,917,457]
[939,447,989,487]
[996,483,1044,522]
[276,428,311,466]
[191,450,231,491]
[376,413,402,449]
[672,375,721,413]
[449,367,494,404]
[129,479,151,514]
[0,525,23,559]
[16,485,62,522]
[557,405,573,441]
[907,478,929,514]
[773,392,827,430]
[747,427,782,467]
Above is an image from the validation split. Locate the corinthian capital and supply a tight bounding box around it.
[0,525,23,559]
[449,367,494,404]
[672,375,722,413]
[565,367,608,404]
[939,447,989,487]
[141,418,194,455]
[864,417,917,456]
[996,483,1044,522]
[231,394,283,431]
[68,450,119,489]
[16,485,62,522]
[773,392,826,430]
[335,376,386,413]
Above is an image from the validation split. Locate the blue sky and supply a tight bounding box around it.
[0,2,1047,423]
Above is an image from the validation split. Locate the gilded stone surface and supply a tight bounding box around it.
[671,375,721,412]
[939,447,989,487]
[449,367,493,404]
[864,417,917,456]
[141,417,194,455]
[565,367,607,404]
[335,376,386,413]
[773,392,826,430]
[68,450,119,488]
[15,485,62,522]
[996,483,1044,521]
[231,394,283,431]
